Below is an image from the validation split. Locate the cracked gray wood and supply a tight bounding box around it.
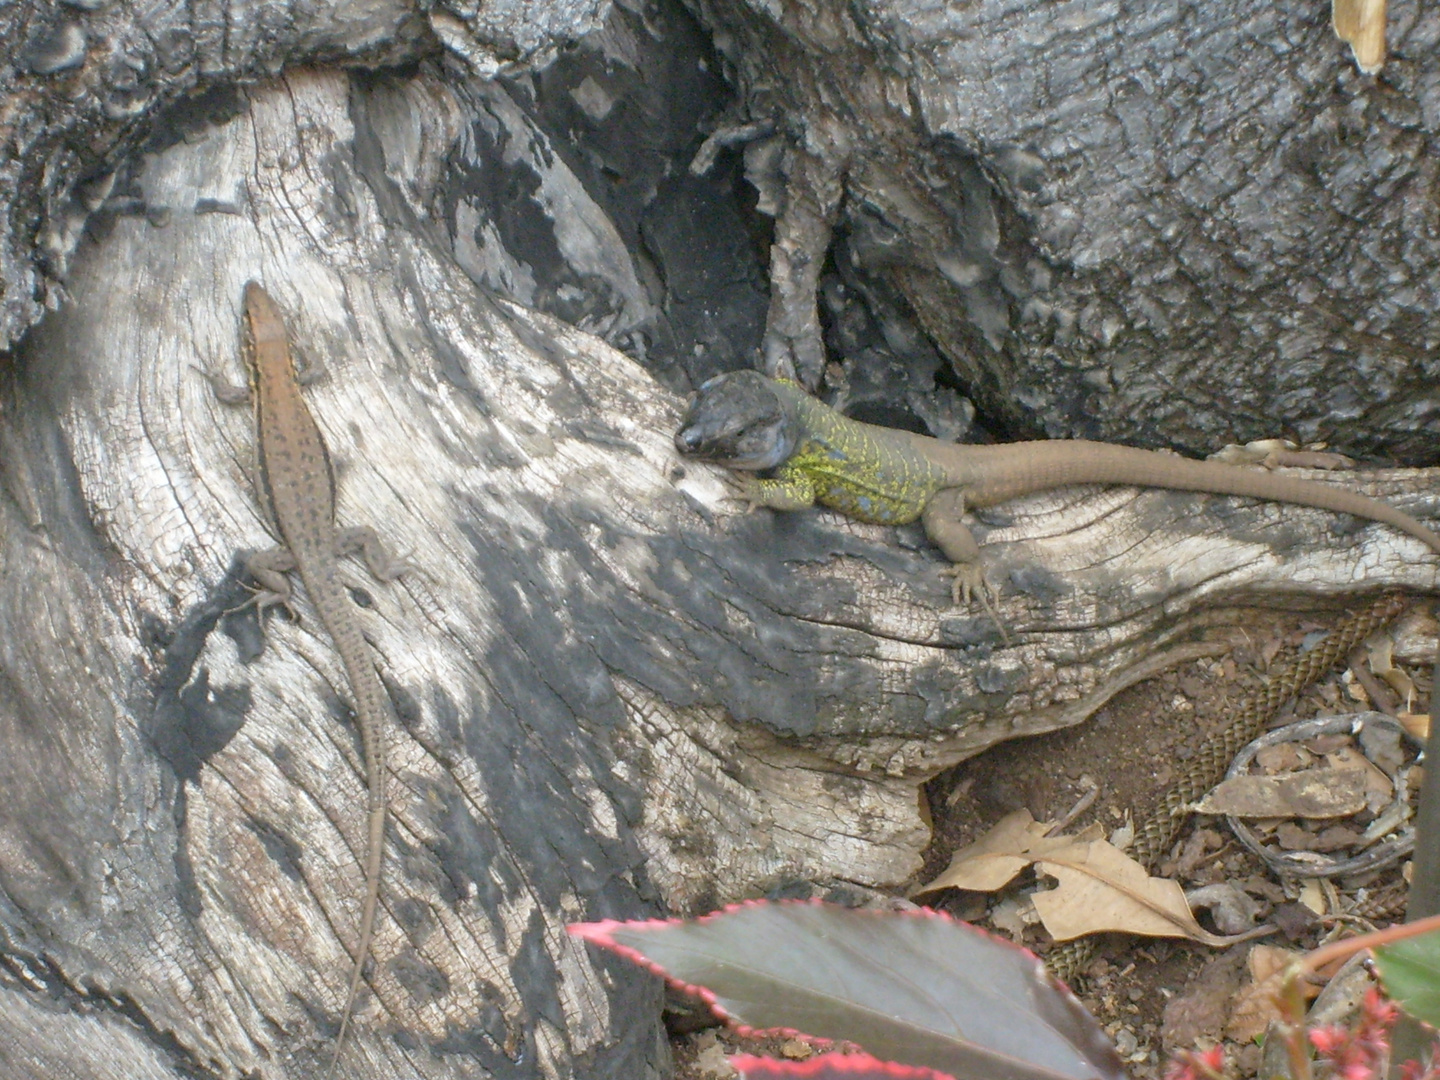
[0,0,610,351]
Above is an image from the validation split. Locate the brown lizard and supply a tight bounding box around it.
[218,282,403,1065]
[675,371,1440,604]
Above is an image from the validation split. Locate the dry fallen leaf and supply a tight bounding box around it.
[1260,634,1286,666]
[988,894,1038,940]
[1255,743,1310,772]
[1226,944,1313,1042]
[1186,883,1261,935]
[1366,633,1416,705]
[1032,842,1225,944]
[1161,950,1247,1053]
[1194,769,1367,819]
[1332,0,1386,73]
[916,809,1102,893]
[1357,721,1406,774]
[918,809,1224,943]
[915,809,1054,893]
[1310,823,1365,851]
[1398,712,1430,742]
[1324,746,1394,804]
[1298,879,1328,916]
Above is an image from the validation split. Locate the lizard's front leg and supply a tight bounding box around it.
[736,468,819,514]
[196,367,251,405]
[337,526,410,583]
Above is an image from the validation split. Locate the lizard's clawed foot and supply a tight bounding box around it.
[231,547,300,621]
[941,563,993,607]
[226,585,299,622]
[941,564,1011,645]
[720,474,767,514]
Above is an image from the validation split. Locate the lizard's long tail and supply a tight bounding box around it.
[311,566,389,1077]
[953,439,1440,557]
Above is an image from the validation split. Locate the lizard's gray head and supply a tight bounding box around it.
[674,371,799,471]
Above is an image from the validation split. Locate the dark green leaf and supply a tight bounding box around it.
[571,901,1125,1080]
[1376,928,1440,1027]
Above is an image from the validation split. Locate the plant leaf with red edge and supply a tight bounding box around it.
[730,1050,957,1079]
[569,900,1125,1080]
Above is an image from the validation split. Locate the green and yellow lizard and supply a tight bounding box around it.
[674,371,1440,604]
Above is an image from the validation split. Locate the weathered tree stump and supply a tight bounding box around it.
[0,3,1437,1078]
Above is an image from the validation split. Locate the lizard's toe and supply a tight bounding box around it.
[942,564,994,608]
[722,474,765,513]
[941,564,1011,644]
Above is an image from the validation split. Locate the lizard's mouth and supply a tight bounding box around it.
[673,423,792,470]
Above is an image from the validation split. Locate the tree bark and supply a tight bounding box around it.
[0,0,621,352]
[1,4,1438,1080]
[684,0,1440,459]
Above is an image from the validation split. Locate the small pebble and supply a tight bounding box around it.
[779,1039,812,1060]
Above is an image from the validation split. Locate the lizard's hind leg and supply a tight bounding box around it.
[230,546,300,620]
[922,489,1011,645]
